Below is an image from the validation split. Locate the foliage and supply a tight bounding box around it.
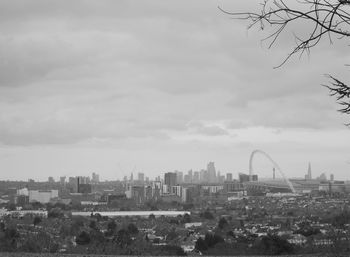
[33,216,42,226]
[47,207,64,219]
[6,203,16,211]
[115,229,132,248]
[127,223,138,235]
[195,237,208,252]
[107,220,117,232]
[195,233,225,252]
[252,234,294,255]
[200,209,214,220]
[182,213,191,223]
[295,222,321,237]
[322,208,350,227]
[75,230,91,245]
[89,220,97,230]
[218,217,228,229]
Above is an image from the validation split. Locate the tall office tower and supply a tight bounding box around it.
[273,167,276,180]
[330,174,334,181]
[184,174,190,183]
[318,172,327,181]
[138,172,145,182]
[188,170,193,183]
[77,176,92,194]
[193,171,200,183]
[307,162,312,179]
[68,177,78,192]
[164,172,177,187]
[92,172,100,183]
[130,173,134,182]
[239,173,250,183]
[48,177,55,183]
[226,173,233,181]
[60,176,66,185]
[176,171,183,184]
[199,169,207,182]
[207,162,216,183]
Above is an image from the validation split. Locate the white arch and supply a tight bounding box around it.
[249,150,296,193]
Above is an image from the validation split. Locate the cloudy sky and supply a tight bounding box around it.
[0,0,349,181]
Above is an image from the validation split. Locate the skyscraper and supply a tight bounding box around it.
[307,162,312,180]
[164,172,177,187]
[175,171,183,184]
[60,176,66,185]
[48,177,55,183]
[92,172,100,183]
[138,172,145,182]
[207,162,216,183]
[193,171,200,183]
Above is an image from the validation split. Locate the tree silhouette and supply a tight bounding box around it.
[33,216,42,226]
[222,0,350,123]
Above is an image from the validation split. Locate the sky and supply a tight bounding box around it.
[0,0,349,181]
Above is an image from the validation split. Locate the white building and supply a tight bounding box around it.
[171,185,182,197]
[17,188,29,196]
[29,190,58,203]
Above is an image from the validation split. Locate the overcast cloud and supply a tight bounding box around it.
[0,0,349,181]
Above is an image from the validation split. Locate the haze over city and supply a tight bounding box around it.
[0,0,349,181]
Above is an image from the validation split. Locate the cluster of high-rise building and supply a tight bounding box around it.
[2,161,349,209]
[122,162,247,205]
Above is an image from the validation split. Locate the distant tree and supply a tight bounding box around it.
[5,227,19,240]
[331,209,350,227]
[182,213,191,223]
[145,200,159,211]
[296,221,321,237]
[76,231,91,245]
[47,207,64,219]
[94,213,103,222]
[89,229,105,244]
[218,217,228,230]
[31,201,43,210]
[107,220,117,233]
[201,209,214,220]
[149,213,156,220]
[0,222,5,231]
[252,234,294,255]
[33,216,42,226]
[116,229,132,248]
[224,0,350,123]
[6,203,16,211]
[204,233,225,248]
[20,235,42,252]
[71,216,86,235]
[89,220,97,230]
[127,223,139,235]
[195,237,208,252]
[166,228,178,241]
[0,226,19,252]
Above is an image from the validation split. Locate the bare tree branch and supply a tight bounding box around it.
[221,0,350,123]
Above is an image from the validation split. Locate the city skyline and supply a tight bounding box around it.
[4,159,343,183]
[0,0,350,181]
